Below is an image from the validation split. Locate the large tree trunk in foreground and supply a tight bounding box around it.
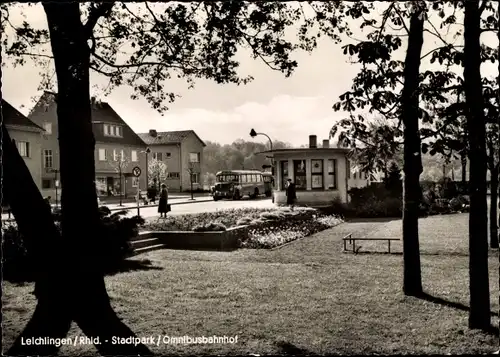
[2,122,73,356]
[463,1,491,330]
[489,166,499,249]
[401,6,425,297]
[9,4,152,355]
[461,152,467,187]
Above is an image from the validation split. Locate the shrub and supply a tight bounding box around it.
[2,209,145,282]
[192,222,227,232]
[236,216,253,226]
[318,196,352,218]
[259,211,284,220]
[351,197,402,218]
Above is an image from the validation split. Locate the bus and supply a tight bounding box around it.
[213,170,266,201]
[262,171,274,197]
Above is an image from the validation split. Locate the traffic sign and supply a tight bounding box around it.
[132,166,142,177]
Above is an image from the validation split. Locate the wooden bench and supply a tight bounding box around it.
[342,233,400,253]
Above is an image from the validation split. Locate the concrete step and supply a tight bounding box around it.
[131,237,161,249]
[133,243,165,255]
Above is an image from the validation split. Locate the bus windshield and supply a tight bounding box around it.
[217,174,239,183]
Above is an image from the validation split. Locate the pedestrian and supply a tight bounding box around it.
[285,178,297,211]
[147,185,157,204]
[158,184,170,218]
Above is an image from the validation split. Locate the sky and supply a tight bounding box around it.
[2,2,498,147]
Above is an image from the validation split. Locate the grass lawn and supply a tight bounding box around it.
[3,213,498,355]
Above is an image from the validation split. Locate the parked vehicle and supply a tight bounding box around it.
[213,170,266,201]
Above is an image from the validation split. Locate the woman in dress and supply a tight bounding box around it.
[158,184,169,218]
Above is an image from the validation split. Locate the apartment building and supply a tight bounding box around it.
[137,130,206,192]
[3,99,45,192]
[28,92,148,198]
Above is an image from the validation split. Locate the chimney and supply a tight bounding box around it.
[323,139,330,148]
[149,129,157,137]
[309,135,317,149]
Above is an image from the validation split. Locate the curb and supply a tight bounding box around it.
[106,198,214,212]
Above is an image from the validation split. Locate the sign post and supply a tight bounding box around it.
[132,166,142,216]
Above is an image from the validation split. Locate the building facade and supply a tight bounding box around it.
[263,135,369,207]
[28,92,148,198]
[3,100,45,192]
[137,130,206,192]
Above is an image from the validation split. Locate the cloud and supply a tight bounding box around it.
[117,94,345,146]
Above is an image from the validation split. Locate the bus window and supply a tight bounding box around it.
[242,175,247,183]
[252,174,257,183]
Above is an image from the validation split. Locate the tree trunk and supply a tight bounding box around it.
[8,4,152,356]
[463,1,491,330]
[489,166,499,249]
[401,6,425,297]
[461,152,467,187]
[2,123,73,356]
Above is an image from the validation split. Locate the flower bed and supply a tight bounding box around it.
[241,214,343,249]
[142,207,343,250]
[142,207,315,232]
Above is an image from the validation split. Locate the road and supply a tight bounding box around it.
[125,197,275,219]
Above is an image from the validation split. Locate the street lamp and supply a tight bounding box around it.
[50,168,60,208]
[142,147,151,188]
[250,128,274,171]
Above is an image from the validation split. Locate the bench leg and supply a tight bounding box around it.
[343,240,346,251]
[388,240,391,254]
[352,240,355,253]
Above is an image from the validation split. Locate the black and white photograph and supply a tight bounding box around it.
[1,1,499,356]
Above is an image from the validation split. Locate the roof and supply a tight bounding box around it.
[257,148,350,156]
[34,92,146,147]
[2,99,45,131]
[91,103,146,147]
[137,130,206,147]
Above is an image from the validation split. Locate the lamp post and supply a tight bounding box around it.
[142,147,151,187]
[250,128,274,171]
[50,168,60,208]
[119,164,123,206]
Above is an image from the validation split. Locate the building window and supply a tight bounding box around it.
[43,122,52,134]
[132,177,140,187]
[98,148,106,161]
[113,149,118,161]
[328,159,337,189]
[293,160,307,190]
[167,172,180,179]
[120,149,125,161]
[280,161,289,191]
[189,152,200,163]
[153,152,163,161]
[311,159,324,189]
[42,179,53,189]
[364,172,369,179]
[17,141,30,157]
[347,160,351,179]
[43,149,53,168]
[131,150,138,162]
[165,152,171,159]
[103,124,122,137]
